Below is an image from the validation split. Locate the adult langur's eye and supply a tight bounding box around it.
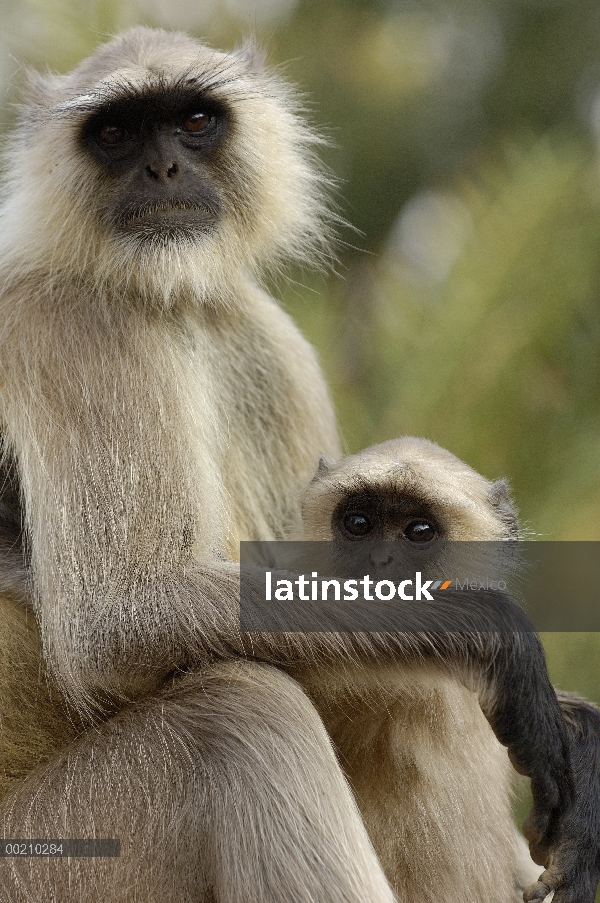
[98,124,126,145]
[183,112,213,133]
[404,520,436,542]
[343,512,373,537]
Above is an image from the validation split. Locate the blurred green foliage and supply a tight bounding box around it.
[1,0,600,855]
[288,137,600,541]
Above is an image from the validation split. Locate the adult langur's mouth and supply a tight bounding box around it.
[116,201,220,236]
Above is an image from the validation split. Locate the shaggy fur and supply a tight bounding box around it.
[0,28,399,903]
[0,30,587,903]
[0,26,343,708]
[293,438,600,903]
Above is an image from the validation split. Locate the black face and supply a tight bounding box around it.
[80,86,230,241]
[332,489,441,545]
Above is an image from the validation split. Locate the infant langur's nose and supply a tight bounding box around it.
[368,550,395,570]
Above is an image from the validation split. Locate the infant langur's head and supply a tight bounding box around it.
[298,437,519,547]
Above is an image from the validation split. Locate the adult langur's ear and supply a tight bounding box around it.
[20,67,64,106]
[235,40,267,74]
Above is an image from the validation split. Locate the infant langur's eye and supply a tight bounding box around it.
[404,520,436,542]
[343,512,373,537]
[183,112,214,133]
[98,124,126,145]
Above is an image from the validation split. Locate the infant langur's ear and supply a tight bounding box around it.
[312,455,336,481]
[488,479,519,539]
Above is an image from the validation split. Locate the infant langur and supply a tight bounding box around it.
[291,437,600,903]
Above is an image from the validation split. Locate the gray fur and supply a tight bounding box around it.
[296,437,543,901]
[0,28,396,903]
[0,31,571,903]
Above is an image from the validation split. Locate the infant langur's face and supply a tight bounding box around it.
[298,436,518,579]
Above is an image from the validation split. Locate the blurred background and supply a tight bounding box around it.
[1,0,599,829]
